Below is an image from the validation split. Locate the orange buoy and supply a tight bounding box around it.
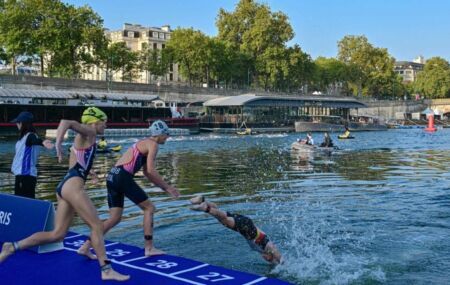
[424,113,437,132]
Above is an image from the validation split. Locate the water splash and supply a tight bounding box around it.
[269,199,386,284]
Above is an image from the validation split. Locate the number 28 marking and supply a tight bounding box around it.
[146,259,178,269]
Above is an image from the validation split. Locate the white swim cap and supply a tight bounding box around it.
[149,120,170,136]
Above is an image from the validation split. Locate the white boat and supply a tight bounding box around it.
[291,141,334,153]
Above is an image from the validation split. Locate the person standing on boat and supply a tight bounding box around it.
[11,111,54,199]
[320,132,334,147]
[77,120,180,258]
[190,195,282,264]
[297,132,314,145]
[306,132,314,145]
[0,107,130,281]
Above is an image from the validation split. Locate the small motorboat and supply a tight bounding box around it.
[97,145,122,154]
[291,141,334,153]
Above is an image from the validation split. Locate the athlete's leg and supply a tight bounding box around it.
[0,194,74,263]
[61,177,129,281]
[77,207,123,259]
[137,200,165,256]
[191,201,235,229]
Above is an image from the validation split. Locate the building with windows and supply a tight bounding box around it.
[82,23,180,84]
[200,93,374,132]
[394,56,425,83]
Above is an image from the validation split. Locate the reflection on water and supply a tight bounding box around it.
[1,129,450,284]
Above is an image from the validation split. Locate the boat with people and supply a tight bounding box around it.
[291,141,335,153]
[338,135,355,139]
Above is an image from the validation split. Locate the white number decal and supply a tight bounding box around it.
[146,259,178,269]
[65,240,85,247]
[197,272,235,282]
[106,249,131,257]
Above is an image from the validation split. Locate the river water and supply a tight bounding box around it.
[1,129,449,284]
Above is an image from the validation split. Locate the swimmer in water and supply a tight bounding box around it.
[190,195,282,264]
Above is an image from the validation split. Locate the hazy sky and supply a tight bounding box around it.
[64,0,450,61]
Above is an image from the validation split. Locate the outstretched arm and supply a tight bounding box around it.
[143,145,179,198]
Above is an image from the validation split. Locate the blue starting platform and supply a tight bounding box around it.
[0,231,292,285]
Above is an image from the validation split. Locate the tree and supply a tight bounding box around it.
[166,28,209,86]
[45,3,105,78]
[140,45,171,83]
[414,57,450,98]
[0,0,37,75]
[216,0,294,88]
[96,42,137,86]
[338,35,399,98]
[313,57,348,94]
[0,0,105,78]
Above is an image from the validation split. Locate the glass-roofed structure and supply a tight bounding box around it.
[201,93,367,131]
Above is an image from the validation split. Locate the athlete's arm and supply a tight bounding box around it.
[143,143,179,198]
[55,120,96,163]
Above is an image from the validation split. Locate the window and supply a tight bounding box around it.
[169,73,173,81]
[162,44,165,49]
[153,43,158,50]
[159,33,164,39]
[153,31,158,38]
[127,31,134,38]
[170,64,173,72]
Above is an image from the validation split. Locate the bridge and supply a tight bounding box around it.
[428,99,450,116]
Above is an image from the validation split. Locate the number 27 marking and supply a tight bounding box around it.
[197,272,234,282]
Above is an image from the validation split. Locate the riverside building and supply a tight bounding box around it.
[81,23,180,84]
[394,56,425,83]
[200,94,385,132]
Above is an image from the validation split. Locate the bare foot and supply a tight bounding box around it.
[145,247,165,256]
[0,242,15,263]
[190,195,204,205]
[101,268,130,281]
[190,202,208,212]
[77,242,97,260]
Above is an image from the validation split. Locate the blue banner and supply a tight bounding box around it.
[0,193,63,253]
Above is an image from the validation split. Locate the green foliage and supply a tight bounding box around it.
[216,0,296,89]
[0,0,105,77]
[140,45,171,82]
[413,57,450,98]
[96,41,138,82]
[337,35,399,98]
[0,0,37,74]
[312,57,349,93]
[166,28,210,86]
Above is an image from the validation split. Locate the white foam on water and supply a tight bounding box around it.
[268,199,386,284]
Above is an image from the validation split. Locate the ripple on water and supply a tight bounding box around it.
[1,130,450,284]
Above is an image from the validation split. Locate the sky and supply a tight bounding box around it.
[64,0,450,62]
